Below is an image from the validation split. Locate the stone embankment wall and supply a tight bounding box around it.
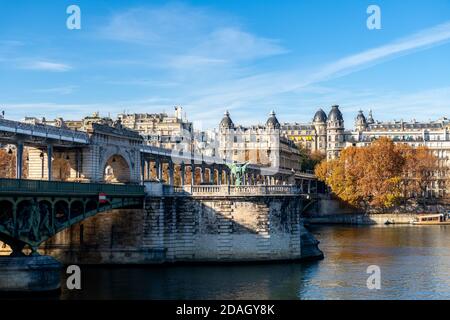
[304,213,417,225]
[303,198,450,225]
[39,195,323,264]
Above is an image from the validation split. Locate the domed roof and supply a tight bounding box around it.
[313,108,327,123]
[328,105,343,122]
[355,110,367,127]
[266,110,280,129]
[220,110,234,129]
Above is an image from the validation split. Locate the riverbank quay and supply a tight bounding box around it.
[304,213,418,225]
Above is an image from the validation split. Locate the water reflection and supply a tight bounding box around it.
[61,225,450,300]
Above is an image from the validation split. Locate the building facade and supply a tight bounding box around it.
[218,110,302,175]
[280,106,345,160]
[20,104,450,196]
[345,110,450,198]
[117,106,193,149]
[280,105,450,197]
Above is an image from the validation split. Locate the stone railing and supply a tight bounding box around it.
[0,118,89,143]
[194,185,303,196]
[148,184,303,197]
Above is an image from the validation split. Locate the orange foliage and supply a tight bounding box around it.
[0,149,16,178]
[315,138,440,211]
[0,147,29,179]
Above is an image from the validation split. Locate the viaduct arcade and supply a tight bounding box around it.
[0,117,318,192]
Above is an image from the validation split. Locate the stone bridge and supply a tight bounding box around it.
[0,116,323,290]
[0,117,319,188]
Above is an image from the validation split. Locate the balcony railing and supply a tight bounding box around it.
[0,178,145,196]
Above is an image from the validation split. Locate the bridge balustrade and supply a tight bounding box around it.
[146,184,304,197]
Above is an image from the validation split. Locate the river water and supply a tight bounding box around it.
[60,225,450,300]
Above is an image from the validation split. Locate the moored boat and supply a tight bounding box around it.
[412,213,450,225]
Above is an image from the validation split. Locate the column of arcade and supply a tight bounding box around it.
[25,146,83,182]
[8,143,54,180]
[140,157,290,186]
[141,158,231,186]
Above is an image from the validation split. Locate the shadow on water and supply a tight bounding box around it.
[33,224,450,300]
[59,261,322,300]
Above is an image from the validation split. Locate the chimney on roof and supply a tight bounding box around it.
[175,106,183,120]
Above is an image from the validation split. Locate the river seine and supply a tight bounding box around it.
[60,225,450,300]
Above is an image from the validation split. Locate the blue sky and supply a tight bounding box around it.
[1,0,450,129]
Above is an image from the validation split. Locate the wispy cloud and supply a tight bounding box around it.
[105,79,179,87]
[309,21,450,83]
[4,5,450,130]
[180,20,450,124]
[21,61,72,72]
[99,4,286,69]
[99,4,218,46]
[33,85,78,95]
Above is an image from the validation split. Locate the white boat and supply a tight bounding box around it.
[412,213,450,225]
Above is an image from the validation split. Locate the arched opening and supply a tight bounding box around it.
[55,200,69,227]
[70,200,85,219]
[161,163,169,183]
[185,166,193,185]
[52,157,71,181]
[213,169,220,185]
[150,161,158,181]
[85,200,98,213]
[205,168,212,184]
[38,200,53,236]
[16,200,32,237]
[104,154,131,183]
[194,167,203,185]
[0,200,14,234]
[174,165,182,186]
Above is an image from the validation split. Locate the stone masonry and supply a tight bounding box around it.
[40,195,322,264]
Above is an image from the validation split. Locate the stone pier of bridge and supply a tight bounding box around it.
[37,184,323,265]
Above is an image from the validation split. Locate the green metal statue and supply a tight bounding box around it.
[225,162,249,186]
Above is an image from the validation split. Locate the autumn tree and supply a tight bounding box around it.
[399,145,440,206]
[315,138,438,212]
[0,146,29,179]
[298,146,326,172]
[0,148,16,178]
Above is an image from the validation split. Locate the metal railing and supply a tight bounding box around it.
[0,178,145,196]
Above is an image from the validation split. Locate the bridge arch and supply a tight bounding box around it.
[86,199,97,212]
[103,154,131,183]
[55,200,69,227]
[70,200,85,219]
[0,200,14,234]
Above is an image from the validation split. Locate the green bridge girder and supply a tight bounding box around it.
[0,178,145,255]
